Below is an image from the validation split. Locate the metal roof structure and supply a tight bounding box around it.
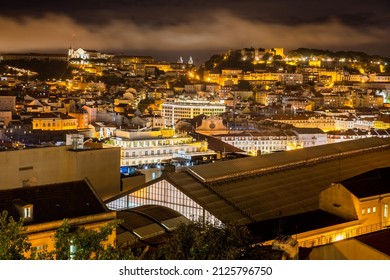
[116,205,189,247]
[166,137,390,225]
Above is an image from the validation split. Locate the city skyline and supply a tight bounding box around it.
[1,0,389,63]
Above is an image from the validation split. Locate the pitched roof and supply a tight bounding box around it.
[291,127,325,134]
[341,167,390,198]
[169,138,390,224]
[0,180,109,225]
[107,138,390,226]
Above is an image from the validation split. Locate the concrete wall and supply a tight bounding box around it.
[319,183,359,220]
[306,239,390,260]
[121,174,145,193]
[0,146,121,201]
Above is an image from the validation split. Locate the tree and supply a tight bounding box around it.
[0,210,31,260]
[149,219,254,260]
[0,210,133,260]
[34,219,135,260]
[137,98,155,114]
[237,80,253,91]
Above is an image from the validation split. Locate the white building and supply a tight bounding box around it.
[291,127,328,147]
[214,130,301,155]
[107,128,210,168]
[214,127,327,155]
[162,99,226,127]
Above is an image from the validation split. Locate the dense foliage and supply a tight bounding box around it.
[0,211,31,260]
[204,50,255,73]
[0,211,135,260]
[0,59,73,80]
[148,219,255,260]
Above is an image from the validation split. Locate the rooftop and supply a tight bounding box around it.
[341,167,390,198]
[173,137,390,225]
[0,180,109,225]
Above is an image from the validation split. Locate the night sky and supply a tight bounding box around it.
[1,0,389,62]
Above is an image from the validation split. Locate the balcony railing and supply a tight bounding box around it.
[299,221,390,248]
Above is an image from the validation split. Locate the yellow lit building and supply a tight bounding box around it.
[374,117,390,129]
[297,167,390,257]
[145,63,173,72]
[0,180,116,258]
[31,112,78,131]
[270,114,336,132]
[68,110,89,129]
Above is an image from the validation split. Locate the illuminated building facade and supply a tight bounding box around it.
[0,180,116,257]
[270,115,336,132]
[107,129,210,168]
[162,99,226,127]
[214,131,301,155]
[31,112,78,131]
[107,179,218,224]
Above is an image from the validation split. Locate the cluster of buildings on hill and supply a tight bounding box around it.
[1,46,390,173]
[1,47,390,259]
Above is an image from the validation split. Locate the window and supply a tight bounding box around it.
[373,207,376,213]
[384,204,389,218]
[367,208,371,214]
[362,209,365,215]
[23,207,32,218]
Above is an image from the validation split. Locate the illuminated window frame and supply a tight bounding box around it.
[23,206,32,218]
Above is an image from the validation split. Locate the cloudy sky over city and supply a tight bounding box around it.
[1,0,389,62]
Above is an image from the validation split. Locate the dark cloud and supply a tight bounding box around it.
[1,0,389,61]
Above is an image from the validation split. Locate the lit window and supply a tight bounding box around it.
[373,207,376,213]
[367,208,371,214]
[23,207,32,218]
[384,204,389,218]
[362,209,365,215]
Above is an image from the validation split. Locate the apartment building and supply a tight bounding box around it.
[162,99,226,127]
